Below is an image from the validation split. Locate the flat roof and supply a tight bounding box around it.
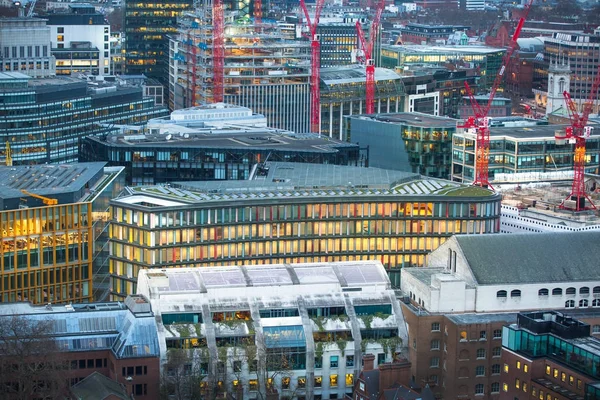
[446,312,517,325]
[348,112,458,128]
[90,129,356,152]
[488,124,600,139]
[0,162,106,200]
[383,44,506,55]
[141,261,390,293]
[0,72,30,80]
[114,162,495,207]
[321,66,403,84]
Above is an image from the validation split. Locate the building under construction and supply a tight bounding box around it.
[169,9,311,132]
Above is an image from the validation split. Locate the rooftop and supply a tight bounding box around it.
[88,128,355,152]
[71,372,129,400]
[383,44,506,55]
[347,112,458,129]
[455,231,600,285]
[114,162,495,207]
[321,66,403,85]
[0,162,107,200]
[460,124,599,140]
[141,261,390,294]
[445,312,517,325]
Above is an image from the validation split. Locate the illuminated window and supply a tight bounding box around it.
[516,378,520,389]
[503,383,508,392]
[504,364,509,373]
[524,364,529,373]
[460,331,467,341]
[553,368,559,378]
[561,372,566,382]
[249,379,258,391]
[330,374,338,387]
[232,380,239,389]
[523,383,528,392]
[516,361,521,369]
[281,377,290,389]
[545,365,551,375]
[346,374,354,386]
[297,377,306,388]
[314,376,322,388]
[57,35,64,42]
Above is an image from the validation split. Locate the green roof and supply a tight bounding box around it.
[456,232,600,285]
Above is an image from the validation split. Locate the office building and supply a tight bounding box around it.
[317,23,359,68]
[502,311,600,400]
[0,18,55,77]
[108,161,501,296]
[345,112,456,179]
[0,294,160,399]
[459,95,512,119]
[381,45,506,90]
[0,162,124,305]
[169,13,310,132]
[320,66,406,140]
[394,24,469,45]
[123,0,193,82]
[136,261,408,399]
[537,32,600,110]
[46,4,111,76]
[0,72,167,165]
[400,231,600,399]
[80,104,361,185]
[451,124,600,184]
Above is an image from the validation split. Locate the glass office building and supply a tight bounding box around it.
[451,124,600,183]
[0,163,124,304]
[0,72,168,165]
[108,162,501,297]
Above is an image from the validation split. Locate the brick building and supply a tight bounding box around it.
[0,295,160,399]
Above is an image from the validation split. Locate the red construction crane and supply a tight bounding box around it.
[355,0,385,114]
[213,0,225,103]
[460,0,533,189]
[300,0,325,133]
[556,65,600,211]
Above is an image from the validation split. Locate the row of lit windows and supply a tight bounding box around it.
[111,219,495,246]
[113,201,500,227]
[1,280,90,303]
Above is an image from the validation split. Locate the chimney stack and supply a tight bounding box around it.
[363,353,375,371]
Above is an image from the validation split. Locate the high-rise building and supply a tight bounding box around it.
[108,161,500,297]
[0,162,124,305]
[123,0,193,83]
[169,13,311,132]
[46,4,111,76]
[0,72,167,165]
[0,18,55,77]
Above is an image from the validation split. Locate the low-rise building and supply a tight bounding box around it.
[502,310,600,400]
[395,24,469,45]
[0,18,56,77]
[108,161,500,297]
[451,124,600,184]
[0,294,160,399]
[400,231,600,399]
[136,260,408,400]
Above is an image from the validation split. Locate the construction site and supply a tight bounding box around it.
[169,7,311,132]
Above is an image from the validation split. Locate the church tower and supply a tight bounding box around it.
[546,58,571,115]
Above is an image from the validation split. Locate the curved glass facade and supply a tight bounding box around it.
[109,192,500,298]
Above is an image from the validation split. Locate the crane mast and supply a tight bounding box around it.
[355,0,385,114]
[212,0,225,103]
[556,65,600,211]
[459,0,533,189]
[300,0,325,134]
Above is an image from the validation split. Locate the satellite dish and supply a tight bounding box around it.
[166,134,172,141]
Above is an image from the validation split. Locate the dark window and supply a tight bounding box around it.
[566,287,576,295]
[552,288,563,295]
[510,290,521,298]
[95,359,102,368]
[497,290,507,298]
[79,360,85,369]
[135,366,142,375]
[538,288,549,296]
[580,287,590,295]
[127,366,134,376]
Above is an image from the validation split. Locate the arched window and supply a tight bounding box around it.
[511,289,521,298]
[552,288,563,296]
[458,367,469,378]
[459,349,469,360]
[565,300,575,308]
[538,288,549,296]
[558,78,566,93]
[497,290,507,298]
[579,299,589,308]
[566,287,576,295]
[580,287,590,295]
[593,299,600,307]
[594,286,600,294]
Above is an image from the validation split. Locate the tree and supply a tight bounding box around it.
[0,315,69,400]
[106,7,124,32]
[159,348,207,400]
